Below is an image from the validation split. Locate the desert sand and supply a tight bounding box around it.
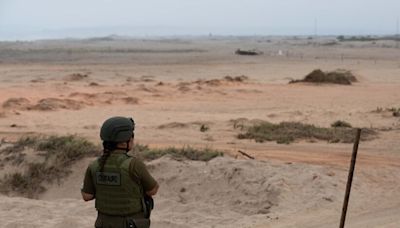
[0,36,399,227]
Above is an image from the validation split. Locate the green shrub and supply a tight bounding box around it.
[331,120,352,128]
[290,69,357,85]
[37,135,97,165]
[200,124,209,132]
[132,144,223,161]
[237,121,375,144]
[0,135,99,198]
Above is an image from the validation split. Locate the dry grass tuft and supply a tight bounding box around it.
[132,144,223,162]
[331,120,352,128]
[0,135,98,198]
[237,121,376,144]
[290,69,358,85]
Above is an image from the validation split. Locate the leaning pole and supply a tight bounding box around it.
[339,128,362,228]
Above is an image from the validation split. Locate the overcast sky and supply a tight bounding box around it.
[0,0,399,40]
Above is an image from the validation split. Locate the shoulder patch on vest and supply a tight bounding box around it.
[96,172,121,186]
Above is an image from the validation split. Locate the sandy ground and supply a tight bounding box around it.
[0,36,399,227]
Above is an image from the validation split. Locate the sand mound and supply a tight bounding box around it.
[136,84,158,93]
[140,75,156,82]
[195,75,249,87]
[143,156,356,227]
[158,121,212,130]
[31,98,85,111]
[1,153,399,228]
[2,98,31,110]
[30,78,46,83]
[88,82,100,87]
[2,97,85,112]
[174,76,249,93]
[290,69,358,85]
[3,93,136,112]
[68,92,137,105]
[177,85,191,92]
[63,73,89,81]
[69,92,97,100]
[158,122,189,129]
[151,157,280,216]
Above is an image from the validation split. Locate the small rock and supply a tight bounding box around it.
[327,171,336,177]
[323,197,333,202]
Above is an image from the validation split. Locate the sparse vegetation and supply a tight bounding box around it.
[337,35,345,41]
[235,49,263,56]
[374,107,384,113]
[200,124,209,132]
[237,121,375,144]
[63,73,89,81]
[387,107,400,117]
[0,135,223,197]
[321,41,339,46]
[331,120,352,128]
[1,136,38,154]
[0,172,45,198]
[0,135,98,198]
[337,35,400,43]
[337,35,378,42]
[372,106,400,117]
[224,75,249,82]
[132,144,223,161]
[290,69,358,85]
[36,135,98,165]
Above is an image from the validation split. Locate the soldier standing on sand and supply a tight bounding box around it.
[81,116,159,228]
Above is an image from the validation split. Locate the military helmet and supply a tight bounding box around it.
[100,116,135,142]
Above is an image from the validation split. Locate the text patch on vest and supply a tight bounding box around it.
[96,172,121,186]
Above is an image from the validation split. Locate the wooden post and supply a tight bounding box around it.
[339,128,362,228]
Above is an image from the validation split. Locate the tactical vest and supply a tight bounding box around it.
[90,153,143,216]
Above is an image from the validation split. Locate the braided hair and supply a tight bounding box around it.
[99,141,118,172]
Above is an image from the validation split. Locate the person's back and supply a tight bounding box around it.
[81,116,159,228]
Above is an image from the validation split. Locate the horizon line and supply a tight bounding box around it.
[1,33,400,42]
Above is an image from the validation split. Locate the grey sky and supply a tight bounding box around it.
[0,0,399,40]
